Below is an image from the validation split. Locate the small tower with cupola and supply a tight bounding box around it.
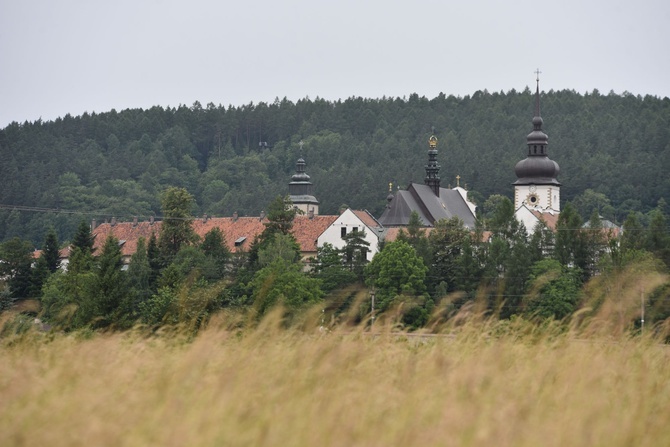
[288,157,319,215]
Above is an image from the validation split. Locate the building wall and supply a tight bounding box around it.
[317,209,380,260]
[514,184,560,212]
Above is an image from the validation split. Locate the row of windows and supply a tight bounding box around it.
[341,226,361,238]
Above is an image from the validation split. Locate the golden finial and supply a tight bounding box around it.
[429,135,438,149]
[388,182,393,193]
[456,175,461,188]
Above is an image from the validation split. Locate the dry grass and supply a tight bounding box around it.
[2,309,670,447]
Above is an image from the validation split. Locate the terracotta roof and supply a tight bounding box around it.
[192,217,266,253]
[352,210,382,229]
[33,247,72,259]
[530,210,559,231]
[291,215,338,252]
[93,221,161,257]
[90,214,339,258]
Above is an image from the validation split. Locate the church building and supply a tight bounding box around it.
[377,135,477,229]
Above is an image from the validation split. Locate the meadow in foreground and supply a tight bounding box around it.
[2,308,669,447]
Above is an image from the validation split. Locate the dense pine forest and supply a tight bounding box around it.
[1,88,669,246]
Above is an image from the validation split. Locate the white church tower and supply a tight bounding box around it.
[513,73,561,231]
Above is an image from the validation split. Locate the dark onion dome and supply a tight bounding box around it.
[290,158,311,182]
[513,79,561,186]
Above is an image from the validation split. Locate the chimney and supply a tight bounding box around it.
[111,217,117,227]
[259,210,265,221]
[132,216,138,227]
[203,213,208,222]
[308,208,314,219]
[150,215,155,225]
[91,219,97,230]
[233,211,238,222]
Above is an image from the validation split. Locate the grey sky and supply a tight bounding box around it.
[1,0,669,128]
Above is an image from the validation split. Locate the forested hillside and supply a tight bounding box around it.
[1,88,668,245]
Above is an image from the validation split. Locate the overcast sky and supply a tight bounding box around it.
[1,0,669,128]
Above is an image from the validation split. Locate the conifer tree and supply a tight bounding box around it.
[158,187,198,263]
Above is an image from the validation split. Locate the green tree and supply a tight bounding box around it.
[396,211,432,269]
[313,242,357,293]
[71,220,95,254]
[200,227,231,280]
[42,228,61,273]
[91,234,127,327]
[158,187,198,263]
[555,204,587,272]
[341,229,371,280]
[263,195,299,236]
[365,241,428,312]
[257,232,301,268]
[146,232,161,291]
[121,237,152,325]
[645,208,670,267]
[251,260,323,317]
[524,259,581,320]
[0,237,35,299]
[428,217,470,294]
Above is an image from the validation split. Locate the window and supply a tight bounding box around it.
[341,227,347,238]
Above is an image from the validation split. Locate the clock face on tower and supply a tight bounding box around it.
[529,185,537,193]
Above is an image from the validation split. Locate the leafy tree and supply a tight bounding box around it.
[122,237,152,325]
[428,217,470,294]
[200,227,231,280]
[158,187,198,262]
[248,195,301,272]
[42,228,61,273]
[396,211,432,269]
[146,232,161,290]
[251,260,323,317]
[91,234,127,327]
[0,237,35,299]
[341,229,371,280]
[621,212,645,253]
[524,259,582,320]
[263,195,299,236]
[555,204,587,271]
[257,232,301,268]
[645,208,670,267]
[365,240,428,312]
[313,242,357,293]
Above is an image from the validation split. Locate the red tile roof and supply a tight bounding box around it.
[531,210,559,231]
[91,214,339,258]
[291,215,338,253]
[352,210,382,229]
[93,221,161,257]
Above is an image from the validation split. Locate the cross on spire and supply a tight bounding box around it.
[456,174,461,188]
[535,68,542,83]
[298,140,304,154]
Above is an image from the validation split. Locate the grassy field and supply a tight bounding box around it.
[2,308,670,447]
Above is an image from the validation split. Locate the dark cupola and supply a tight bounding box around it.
[513,77,561,186]
[424,135,441,196]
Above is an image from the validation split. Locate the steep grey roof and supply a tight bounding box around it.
[378,183,476,229]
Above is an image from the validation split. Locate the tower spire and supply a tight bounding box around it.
[425,134,441,196]
[534,68,542,118]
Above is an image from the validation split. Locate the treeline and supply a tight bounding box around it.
[2,188,669,333]
[1,89,669,246]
